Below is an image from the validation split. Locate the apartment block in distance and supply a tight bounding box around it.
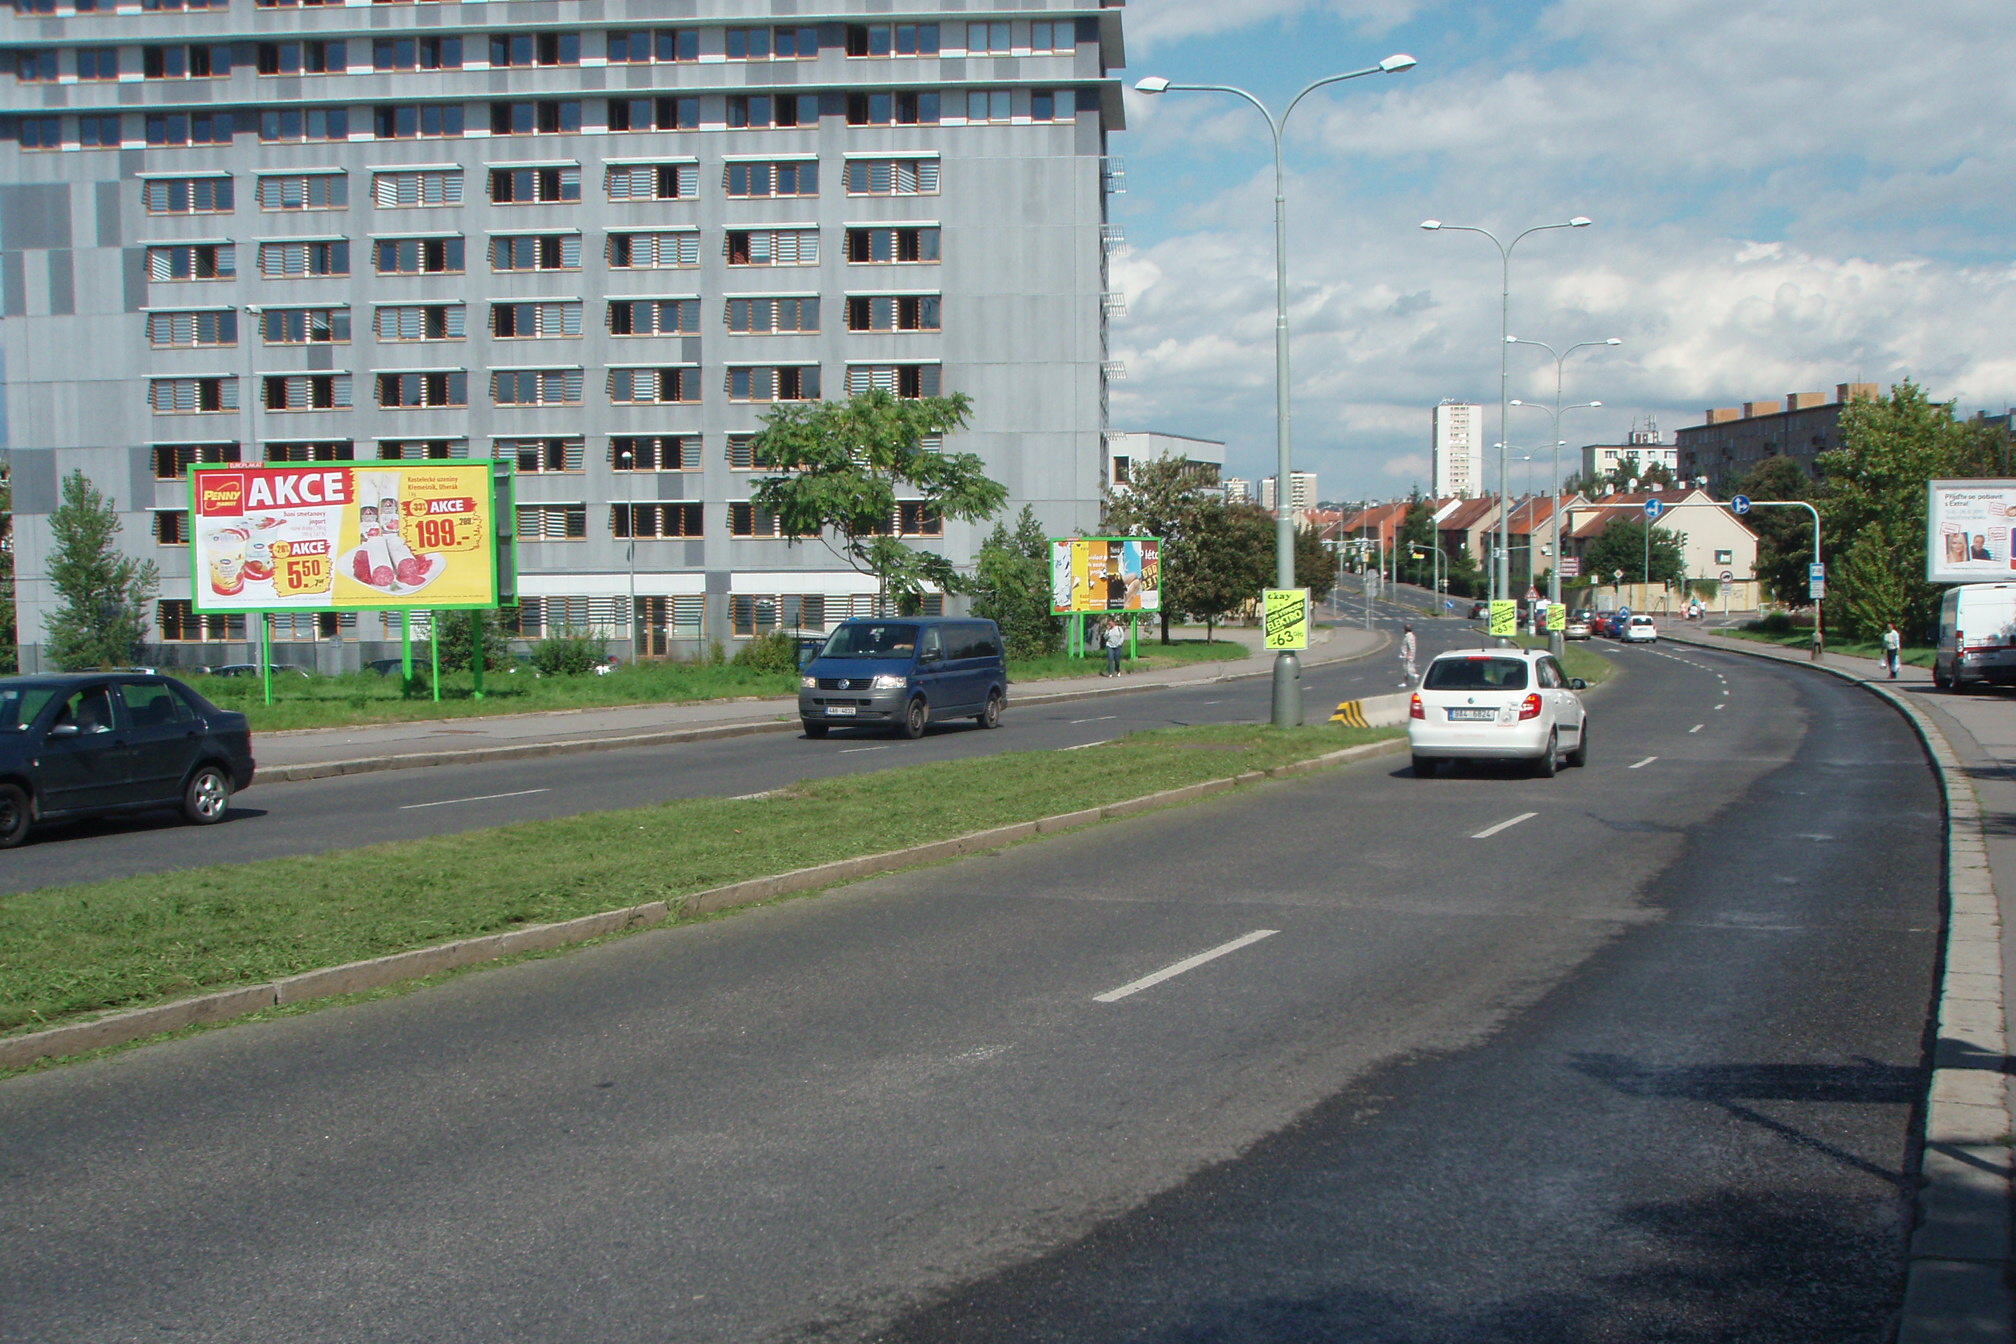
[0,0,1128,669]
[1676,383,1879,495]
[1431,399,1481,498]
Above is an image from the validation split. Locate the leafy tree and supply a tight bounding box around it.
[1168,500,1272,640]
[1104,454,1217,643]
[1292,522,1339,606]
[748,390,1003,609]
[1395,497,1440,589]
[44,470,159,670]
[1818,380,2008,640]
[429,609,510,673]
[969,505,1063,658]
[1582,516,1686,589]
[1733,457,1816,607]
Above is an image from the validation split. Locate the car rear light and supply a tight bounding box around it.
[1409,693,1424,720]
[1519,693,1542,721]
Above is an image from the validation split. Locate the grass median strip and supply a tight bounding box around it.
[0,721,1400,1040]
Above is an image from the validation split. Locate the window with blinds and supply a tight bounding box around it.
[257,172,345,211]
[725,161,818,198]
[612,502,702,538]
[264,440,355,462]
[158,600,246,642]
[258,240,348,278]
[147,310,237,348]
[846,364,942,398]
[262,308,351,344]
[608,368,699,405]
[497,437,583,473]
[263,373,353,411]
[726,297,819,334]
[375,236,463,275]
[146,244,234,281]
[376,371,468,408]
[607,231,700,269]
[373,169,463,208]
[144,176,235,214]
[844,158,939,196]
[845,226,939,263]
[845,295,940,332]
[490,165,580,203]
[605,97,698,132]
[609,299,698,336]
[375,305,463,341]
[492,234,582,271]
[730,593,828,636]
[611,435,697,471]
[635,595,705,653]
[606,163,698,202]
[515,595,629,636]
[492,301,582,338]
[377,439,468,460]
[153,441,240,478]
[149,377,237,413]
[492,369,583,406]
[725,229,819,266]
[269,611,353,641]
[515,504,588,541]
[727,366,821,402]
[152,510,190,545]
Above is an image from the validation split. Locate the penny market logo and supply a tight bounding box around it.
[198,474,245,516]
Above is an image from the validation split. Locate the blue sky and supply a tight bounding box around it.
[1108,0,2016,501]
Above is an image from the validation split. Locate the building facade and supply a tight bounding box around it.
[0,0,1126,670]
[1430,399,1480,498]
[1259,470,1315,516]
[1580,427,1679,486]
[1104,428,1223,496]
[1675,383,1878,496]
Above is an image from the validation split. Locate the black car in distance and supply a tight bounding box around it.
[0,673,256,847]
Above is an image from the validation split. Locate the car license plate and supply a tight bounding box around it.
[828,705,856,716]
[1447,708,1496,721]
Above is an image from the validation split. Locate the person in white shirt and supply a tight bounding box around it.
[1882,623,1901,679]
[1399,624,1418,687]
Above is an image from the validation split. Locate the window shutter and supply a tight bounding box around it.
[560,236,581,268]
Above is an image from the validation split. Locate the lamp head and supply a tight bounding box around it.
[1379,53,1417,73]
[1605,337,1622,345]
[1419,219,1441,230]
[1135,76,1171,95]
[1569,216,1593,227]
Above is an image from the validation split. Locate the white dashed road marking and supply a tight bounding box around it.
[1472,812,1538,840]
[1629,756,1659,769]
[1094,929,1280,1003]
[401,788,552,811]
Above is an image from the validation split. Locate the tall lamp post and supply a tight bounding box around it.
[1138,53,1417,728]
[1508,334,1620,652]
[617,447,638,661]
[1419,216,1592,606]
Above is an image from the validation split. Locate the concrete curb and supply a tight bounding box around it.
[1665,630,2014,1340]
[0,736,1408,1072]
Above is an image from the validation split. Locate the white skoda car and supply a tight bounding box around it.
[1408,648,1589,778]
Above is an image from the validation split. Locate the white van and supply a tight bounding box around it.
[1935,583,2016,689]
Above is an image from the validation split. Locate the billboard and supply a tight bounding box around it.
[190,462,502,613]
[1927,480,2016,584]
[1050,537,1161,613]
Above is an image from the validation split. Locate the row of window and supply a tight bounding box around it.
[150,432,943,478]
[150,499,940,545]
[9,21,1087,73]
[146,363,944,412]
[11,88,1079,148]
[146,295,940,349]
[145,159,937,216]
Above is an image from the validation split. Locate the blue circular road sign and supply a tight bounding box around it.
[1643,498,1663,519]
[1732,494,1752,515]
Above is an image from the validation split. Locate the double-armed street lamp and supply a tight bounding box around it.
[1509,333,1618,651]
[1419,216,1593,605]
[1138,53,1417,728]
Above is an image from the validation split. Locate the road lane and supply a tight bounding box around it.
[0,625,1940,1343]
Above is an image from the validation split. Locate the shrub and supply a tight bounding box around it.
[532,629,610,676]
[731,630,800,674]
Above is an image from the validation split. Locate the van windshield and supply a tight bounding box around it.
[1424,657,1530,691]
[820,623,920,659]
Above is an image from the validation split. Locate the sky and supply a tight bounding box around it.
[1107,0,2016,503]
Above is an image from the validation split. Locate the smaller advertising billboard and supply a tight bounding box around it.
[190,462,501,613]
[1927,480,2016,584]
[1050,537,1162,613]
[1262,589,1309,650]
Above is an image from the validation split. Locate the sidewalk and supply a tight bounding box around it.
[254,624,1390,782]
[1665,626,2014,1342]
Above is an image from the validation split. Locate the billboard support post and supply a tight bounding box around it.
[431,616,441,702]
[400,611,412,681]
[260,614,271,707]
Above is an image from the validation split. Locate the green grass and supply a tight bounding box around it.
[0,719,1396,1039]
[1713,626,1934,667]
[1508,636,1618,685]
[189,639,1250,733]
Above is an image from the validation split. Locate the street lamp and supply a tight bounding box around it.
[1419,216,1593,605]
[617,447,638,661]
[1139,52,1417,728]
[1510,332,1615,653]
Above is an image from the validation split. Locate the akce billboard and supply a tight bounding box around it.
[190,463,500,613]
[1927,479,2016,584]
[1050,537,1161,613]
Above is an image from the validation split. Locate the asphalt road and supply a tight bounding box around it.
[0,637,1941,1342]
[2,600,1447,893]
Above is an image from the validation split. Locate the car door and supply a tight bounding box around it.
[114,678,202,804]
[1540,656,1582,739]
[915,626,949,710]
[34,684,139,815]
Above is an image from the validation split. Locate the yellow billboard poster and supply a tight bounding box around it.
[1488,600,1518,638]
[190,463,500,613]
[1049,537,1162,613]
[1263,588,1309,650]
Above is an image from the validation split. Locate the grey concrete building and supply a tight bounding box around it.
[1676,382,1877,496]
[0,0,1127,669]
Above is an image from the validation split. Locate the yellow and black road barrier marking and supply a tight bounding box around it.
[1329,700,1369,728]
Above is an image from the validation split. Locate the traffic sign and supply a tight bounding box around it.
[1644,498,1663,519]
[1732,494,1751,515]
[1809,561,1826,601]
[1525,587,1540,601]
[1560,556,1580,578]
[1721,569,1735,582]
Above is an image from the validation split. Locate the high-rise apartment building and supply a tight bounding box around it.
[1259,470,1315,515]
[1431,400,1481,498]
[0,2,1127,669]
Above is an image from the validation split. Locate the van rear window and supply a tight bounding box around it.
[1423,657,1529,691]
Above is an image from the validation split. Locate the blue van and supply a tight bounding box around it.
[798,616,1008,738]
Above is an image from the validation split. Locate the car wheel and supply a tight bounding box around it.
[1567,718,1589,768]
[1412,754,1436,778]
[1533,729,1559,778]
[977,691,1004,729]
[897,696,928,739]
[182,763,231,825]
[0,782,32,848]
[803,720,829,738]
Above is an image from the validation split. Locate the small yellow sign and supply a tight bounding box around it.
[1263,589,1309,650]
[1488,600,1518,637]
[1546,603,1566,631]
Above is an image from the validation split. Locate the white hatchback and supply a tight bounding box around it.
[1621,614,1659,643]
[1408,648,1589,778]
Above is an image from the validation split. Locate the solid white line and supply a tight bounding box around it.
[1689,724,1704,734]
[1070,715,1118,724]
[1094,929,1279,1003]
[400,788,551,811]
[1629,756,1658,769]
[1471,811,1538,840]
[841,745,892,754]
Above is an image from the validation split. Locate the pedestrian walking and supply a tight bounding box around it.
[1883,622,1901,679]
[1399,623,1418,687]
[1102,615,1125,677]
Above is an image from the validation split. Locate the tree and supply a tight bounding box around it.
[1733,457,1815,607]
[1168,500,1272,641]
[1817,380,2007,640]
[1292,523,1339,606]
[44,470,159,670]
[969,505,1063,659]
[1394,497,1438,589]
[748,390,1004,609]
[1104,454,1217,643]
[428,609,510,673]
[1581,517,1686,589]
